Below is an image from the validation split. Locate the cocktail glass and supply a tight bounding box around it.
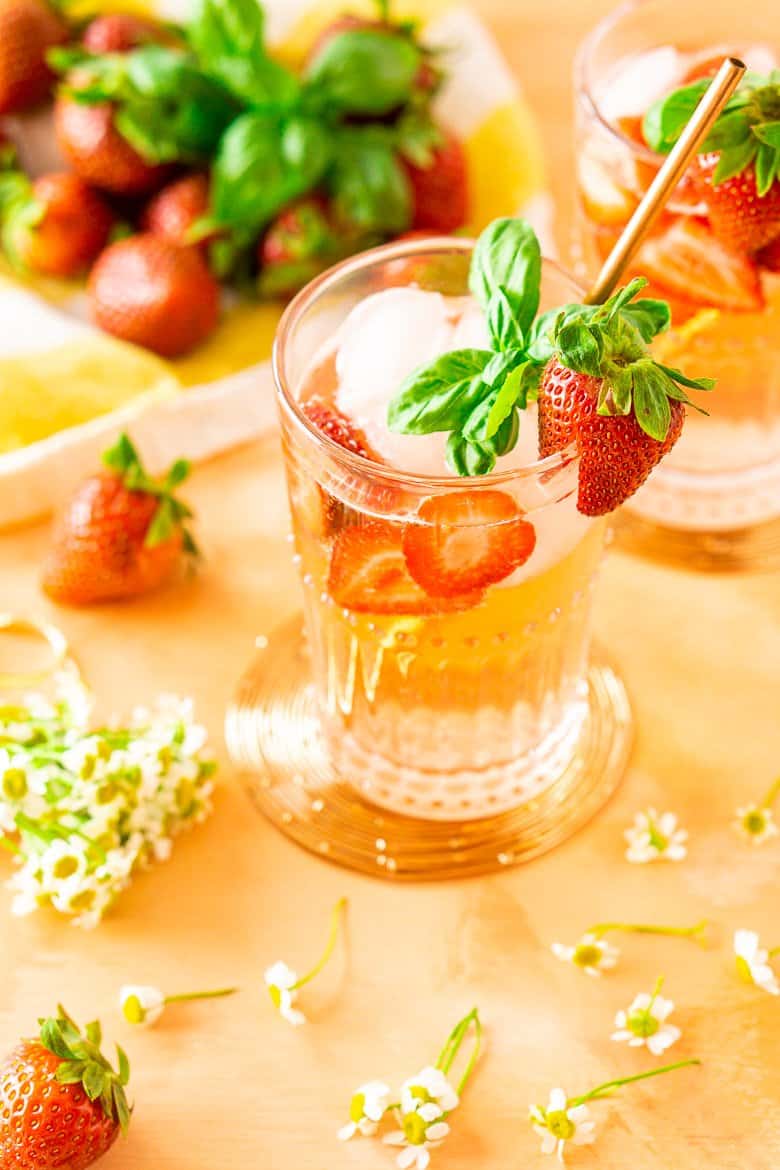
[226,238,633,878]
[575,0,780,569]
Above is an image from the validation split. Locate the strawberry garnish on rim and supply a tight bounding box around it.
[643,69,780,257]
[537,277,714,516]
[328,522,483,615]
[403,490,535,596]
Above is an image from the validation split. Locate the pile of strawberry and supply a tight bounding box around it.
[597,58,780,317]
[0,0,468,356]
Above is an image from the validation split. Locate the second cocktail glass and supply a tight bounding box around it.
[575,0,780,569]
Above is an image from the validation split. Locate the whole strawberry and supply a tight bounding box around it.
[3,172,114,277]
[142,173,212,248]
[537,279,714,515]
[0,0,67,114]
[258,197,343,297]
[55,87,167,196]
[82,11,168,53]
[43,432,198,605]
[0,1006,130,1170]
[692,152,780,255]
[644,71,780,255]
[403,128,469,233]
[88,234,220,357]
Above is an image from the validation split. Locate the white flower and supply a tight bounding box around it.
[734,930,780,996]
[625,809,688,863]
[734,804,777,845]
[552,933,620,977]
[400,1066,459,1115]
[384,1106,450,1169]
[120,984,166,1027]
[611,990,681,1055]
[40,838,89,890]
[338,1080,391,1140]
[530,1088,596,1162]
[264,961,305,1026]
[381,1067,458,1169]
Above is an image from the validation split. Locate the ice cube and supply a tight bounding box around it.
[597,47,682,119]
[336,288,456,418]
[450,300,492,350]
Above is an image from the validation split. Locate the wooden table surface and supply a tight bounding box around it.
[3,2,780,1168]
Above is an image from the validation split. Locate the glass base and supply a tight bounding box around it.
[225,616,634,880]
[616,509,780,573]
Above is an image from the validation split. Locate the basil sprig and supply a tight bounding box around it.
[387,217,715,476]
[644,69,780,193]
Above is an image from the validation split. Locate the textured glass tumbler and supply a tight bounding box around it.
[575,0,780,570]
[226,240,633,878]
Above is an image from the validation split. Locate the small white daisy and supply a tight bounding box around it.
[338,1080,391,1140]
[625,809,688,863]
[264,960,306,1026]
[530,1088,596,1162]
[552,933,620,977]
[384,1103,450,1169]
[400,1066,459,1116]
[734,930,780,996]
[612,983,681,1055]
[119,984,166,1027]
[734,804,777,845]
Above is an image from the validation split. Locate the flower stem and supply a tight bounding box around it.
[760,775,780,809]
[436,1007,482,1096]
[164,988,238,1005]
[590,920,708,946]
[292,897,347,990]
[646,974,665,1014]
[570,1059,701,1107]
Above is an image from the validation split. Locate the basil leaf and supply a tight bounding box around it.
[446,433,496,476]
[469,217,541,344]
[304,29,420,117]
[211,112,330,237]
[643,80,709,152]
[329,130,412,233]
[388,348,492,434]
[484,361,539,437]
[188,0,299,108]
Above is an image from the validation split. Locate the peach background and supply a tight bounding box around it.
[2,2,780,1168]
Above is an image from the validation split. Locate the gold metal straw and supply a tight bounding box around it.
[585,56,747,304]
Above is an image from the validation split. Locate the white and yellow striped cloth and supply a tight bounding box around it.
[0,0,549,526]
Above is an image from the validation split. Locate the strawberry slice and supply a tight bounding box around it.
[328,522,483,614]
[635,217,764,312]
[402,490,535,597]
[302,399,376,459]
